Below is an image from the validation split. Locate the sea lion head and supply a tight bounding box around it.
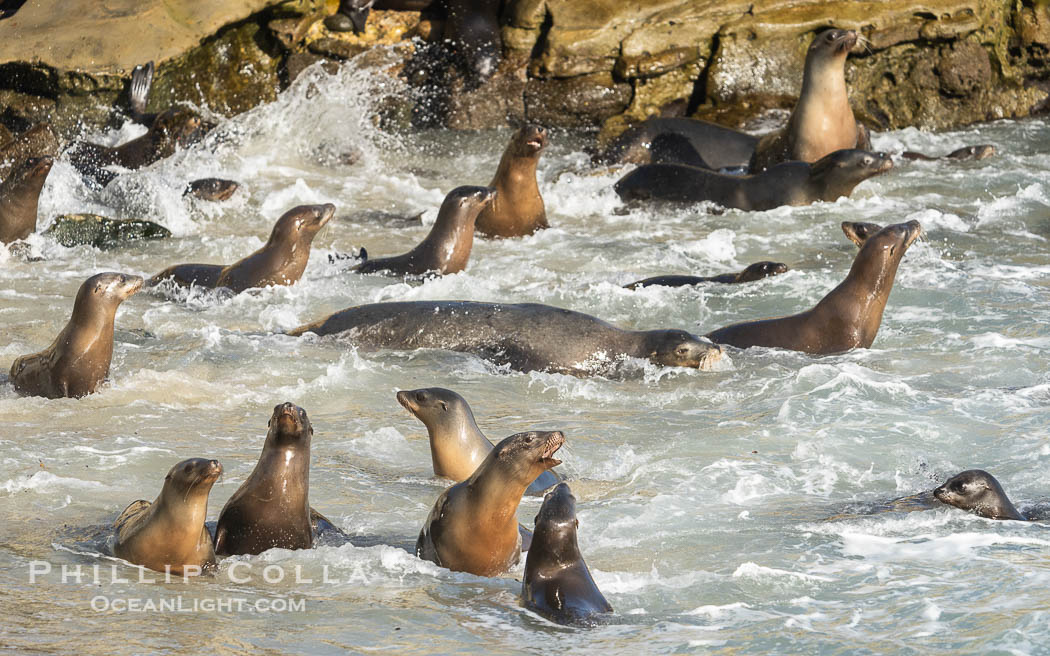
[934,470,1023,520]
[858,220,922,262]
[511,124,548,158]
[441,185,496,219]
[397,387,470,432]
[644,330,723,370]
[841,221,884,247]
[4,155,53,188]
[946,144,997,161]
[164,458,223,498]
[75,272,144,313]
[184,178,239,202]
[268,203,335,248]
[152,108,204,149]
[266,402,313,447]
[810,149,893,198]
[531,482,581,564]
[492,430,564,484]
[736,261,789,283]
[809,28,858,61]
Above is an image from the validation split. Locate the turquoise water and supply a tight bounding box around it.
[1,52,1049,654]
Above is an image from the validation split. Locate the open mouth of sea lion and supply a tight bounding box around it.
[523,126,548,152]
[539,431,565,468]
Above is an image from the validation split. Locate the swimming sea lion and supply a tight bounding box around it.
[214,403,316,556]
[750,29,870,173]
[841,220,884,247]
[0,155,53,243]
[475,126,547,238]
[625,261,789,290]
[615,149,892,210]
[706,220,922,353]
[416,430,565,576]
[522,483,612,625]
[396,387,561,495]
[595,117,758,169]
[68,108,204,185]
[112,458,222,575]
[900,145,997,161]
[10,273,143,398]
[354,187,493,276]
[149,203,333,293]
[184,178,240,202]
[933,470,1025,520]
[288,300,722,377]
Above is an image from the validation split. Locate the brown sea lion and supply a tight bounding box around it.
[0,155,53,244]
[706,220,922,354]
[354,187,493,276]
[0,123,60,179]
[68,108,204,185]
[10,272,143,398]
[594,117,758,169]
[416,430,565,576]
[615,149,892,210]
[149,203,333,293]
[841,221,884,247]
[900,145,997,162]
[934,470,1026,521]
[214,403,316,556]
[396,387,561,495]
[288,300,722,377]
[475,126,547,238]
[112,458,222,575]
[625,261,789,290]
[750,29,870,173]
[522,483,612,625]
[184,178,239,202]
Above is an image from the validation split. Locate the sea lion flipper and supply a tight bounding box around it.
[518,524,533,552]
[114,499,151,531]
[129,62,154,119]
[856,123,872,150]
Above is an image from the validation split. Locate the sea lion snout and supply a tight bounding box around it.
[269,402,309,437]
[522,125,548,153]
[537,482,576,526]
[312,203,336,228]
[816,28,857,55]
[28,155,54,176]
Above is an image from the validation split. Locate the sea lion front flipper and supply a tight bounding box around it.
[524,469,563,496]
[518,524,533,552]
[114,499,151,532]
[129,62,154,120]
[309,507,348,541]
[856,123,872,150]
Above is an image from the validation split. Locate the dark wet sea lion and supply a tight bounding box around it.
[185,178,239,202]
[475,126,547,238]
[841,221,884,247]
[900,145,997,161]
[522,483,612,625]
[214,403,316,556]
[68,108,203,185]
[149,203,333,293]
[934,470,1026,520]
[10,273,143,398]
[615,149,892,210]
[354,186,493,276]
[396,387,561,495]
[625,261,789,290]
[750,29,870,173]
[706,220,922,354]
[113,458,222,575]
[0,123,60,179]
[0,155,52,243]
[595,117,758,169]
[288,300,722,377]
[416,430,564,576]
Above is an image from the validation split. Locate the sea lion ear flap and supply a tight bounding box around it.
[440,401,448,411]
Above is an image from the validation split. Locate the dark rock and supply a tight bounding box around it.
[45,214,171,249]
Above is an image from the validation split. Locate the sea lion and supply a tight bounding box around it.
[416,430,565,576]
[10,272,143,398]
[354,187,493,276]
[214,403,316,556]
[933,470,1026,520]
[522,483,612,625]
[396,387,561,494]
[288,300,722,377]
[625,261,789,290]
[900,145,997,161]
[615,149,892,210]
[750,29,870,173]
[149,203,333,293]
[68,108,204,186]
[595,117,758,169]
[0,122,60,179]
[840,221,884,247]
[127,61,157,126]
[184,178,239,202]
[475,126,547,238]
[0,155,53,244]
[112,458,222,575]
[706,220,922,353]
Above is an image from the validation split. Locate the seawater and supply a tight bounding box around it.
[1,51,1049,654]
